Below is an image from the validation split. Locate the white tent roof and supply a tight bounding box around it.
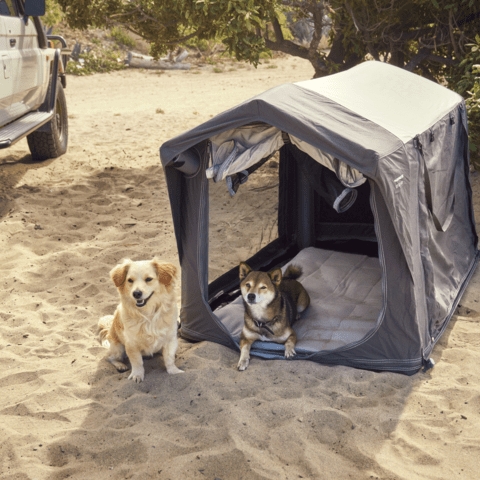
[296,61,462,143]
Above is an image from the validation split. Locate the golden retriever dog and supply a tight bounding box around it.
[97,258,183,383]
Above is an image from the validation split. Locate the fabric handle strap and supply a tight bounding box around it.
[414,135,455,233]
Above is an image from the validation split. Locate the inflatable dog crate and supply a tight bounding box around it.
[160,61,478,375]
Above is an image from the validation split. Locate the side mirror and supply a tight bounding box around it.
[24,0,46,16]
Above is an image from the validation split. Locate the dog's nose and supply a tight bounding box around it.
[247,293,256,302]
[133,290,143,300]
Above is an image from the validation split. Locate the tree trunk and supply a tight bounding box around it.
[127,52,191,70]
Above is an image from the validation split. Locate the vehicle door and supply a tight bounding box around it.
[1,0,44,122]
[0,0,15,126]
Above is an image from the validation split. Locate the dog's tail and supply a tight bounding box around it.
[283,264,303,280]
[97,315,114,347]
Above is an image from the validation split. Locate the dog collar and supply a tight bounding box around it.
[253,318,278,335]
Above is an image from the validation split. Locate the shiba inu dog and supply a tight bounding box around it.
[237,262,310,371]
[97,258,183,383]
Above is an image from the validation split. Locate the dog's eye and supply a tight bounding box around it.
[246,283,251,289]
[128,279,133,283]
[260,286,267,290]
[145,277,153,282]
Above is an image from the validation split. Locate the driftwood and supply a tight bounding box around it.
[126,50,191,70]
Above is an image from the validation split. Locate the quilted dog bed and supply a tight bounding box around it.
[214,247,383,353]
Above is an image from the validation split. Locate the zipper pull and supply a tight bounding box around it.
[413,135,423,155]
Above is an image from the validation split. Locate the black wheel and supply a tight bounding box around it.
[27,82,68,161]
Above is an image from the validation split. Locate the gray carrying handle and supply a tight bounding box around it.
[414,135,455,233]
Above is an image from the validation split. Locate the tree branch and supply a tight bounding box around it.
[280,0,311,10]
[271,16,284,43]
[263,37,310,60]
[307,0,326,64]
[449,9,461,59]
[344,1,380,60]
[420,64,438,83]
[107,6,179,29]
[404,48,429,71]
[426,53,458,67]
[405,48,458,72]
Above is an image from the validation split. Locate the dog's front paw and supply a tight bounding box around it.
[237,357,250,371]
[284,347,296,359]
[166,366,184,375]
[128,369,145,383]
[110,360,129,372]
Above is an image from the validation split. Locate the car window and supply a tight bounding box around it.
[0,0,16,16]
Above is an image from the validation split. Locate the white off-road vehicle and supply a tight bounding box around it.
[0,0,68,160]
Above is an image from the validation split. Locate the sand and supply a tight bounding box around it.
[1,55,480,480]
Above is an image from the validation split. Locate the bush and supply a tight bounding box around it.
[448,35,480,169]
[109,27,137,49]
[66,47,126,75]
[466,66,480,169]
[44,0,63,27]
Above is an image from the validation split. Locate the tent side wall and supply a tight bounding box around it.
[277,146,427,373]
[416,105,478,355]
[309,181,423,373]
[164,141,238,349]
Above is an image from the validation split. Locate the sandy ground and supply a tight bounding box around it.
[1,55,480,480]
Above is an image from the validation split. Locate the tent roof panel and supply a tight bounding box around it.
[160,82,403,176]
[295,61,462,143]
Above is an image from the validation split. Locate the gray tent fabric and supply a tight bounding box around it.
[160,61,479,374]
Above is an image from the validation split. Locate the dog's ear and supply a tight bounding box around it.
[110,260,131,288]
[239,262,251,280]
[152,260,177,287]
[268,268,282,286]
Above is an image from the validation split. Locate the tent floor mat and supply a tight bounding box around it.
[214,246,383,353]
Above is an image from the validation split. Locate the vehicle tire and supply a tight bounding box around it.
[27,82,68,161]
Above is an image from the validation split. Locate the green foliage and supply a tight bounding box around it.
[56,0,279,66]
[275,11,293,42]
[467,71,480,159]
[184,36,212,52]
[44,0,63,27]
[54,1,478,77]
[448,36,480,168]
[449,36,480,96]
[66,47,126,75]
[259,51,273,59]
[109,27,137,49]
[55,0,479,82]
[327,0,479,75]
